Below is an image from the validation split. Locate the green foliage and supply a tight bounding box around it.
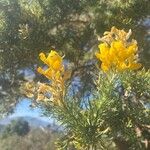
[0,0,149,70]
[0,1,150,149]
[2,118,30,137]
[0,0,149,114]
[43,69,150,149]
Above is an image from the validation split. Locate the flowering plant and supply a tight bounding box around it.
[95,27,141,72]
[25,27,150,150]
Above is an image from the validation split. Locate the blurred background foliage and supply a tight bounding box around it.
[0,0,150,114]
[2,118,30,137]
[0,118,59,150]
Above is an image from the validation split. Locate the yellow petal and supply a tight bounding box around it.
[47,50,62,64]
[39,53,47,63]
[37,67,52,79]
[101,63,110,72]
[109,47,117,61]
[45,68,53,79]
[127,43,137,56]
[128,63,142,70]
[117,62,128,71]
[118,50,128,61]
[98,43,109,54]
[37,67,45,75]
[51,60,63,71]
[111,40,125,51]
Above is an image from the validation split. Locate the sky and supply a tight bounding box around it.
[8,98,52,122]
[11,99,41,117]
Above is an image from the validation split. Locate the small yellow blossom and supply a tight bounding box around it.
[37,50,67,106]
[95,27,142,72]
[39,50,63,71]
[37,50,64,79]
[37,67,52,79]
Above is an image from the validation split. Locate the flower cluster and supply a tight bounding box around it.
[95,27,142,72]
[25,27,149,150]
[35,27,142,106]
[37,50,69,106]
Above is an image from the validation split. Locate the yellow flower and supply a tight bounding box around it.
[95,27,142,72]
[39,50,63,71]
[96,43,111,63]
[47,50,63,70]
[38,50,64,79]
[37,50,67,107]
